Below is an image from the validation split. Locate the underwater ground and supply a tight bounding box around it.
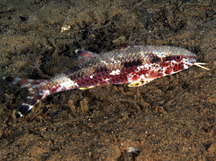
[0,0,215,160]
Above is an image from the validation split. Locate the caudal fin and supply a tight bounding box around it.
[3,76,46,118]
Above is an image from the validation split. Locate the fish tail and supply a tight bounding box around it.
[3,76,46,118]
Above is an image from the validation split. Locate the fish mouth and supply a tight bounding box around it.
[194,62,210,70]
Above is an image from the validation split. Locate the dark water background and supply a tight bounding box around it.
[0,0,215,160]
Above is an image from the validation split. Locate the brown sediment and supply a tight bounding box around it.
[0,0,215,160]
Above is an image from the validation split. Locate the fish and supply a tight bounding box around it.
[2,45,209,118]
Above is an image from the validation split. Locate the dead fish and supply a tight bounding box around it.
[2,45,209,118]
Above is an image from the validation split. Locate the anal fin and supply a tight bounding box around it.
[79,86,95,90]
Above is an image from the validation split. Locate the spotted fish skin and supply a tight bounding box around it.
[3,45,198,118]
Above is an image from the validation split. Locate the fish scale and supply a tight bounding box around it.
[2,45,209,118]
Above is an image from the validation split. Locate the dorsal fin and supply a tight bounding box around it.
[75,49,98,64]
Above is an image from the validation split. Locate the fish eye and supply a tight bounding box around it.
[174,55,183,61]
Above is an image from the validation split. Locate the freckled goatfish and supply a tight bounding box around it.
[2,45,209,118]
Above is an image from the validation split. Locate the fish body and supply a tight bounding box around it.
[3,45,207,118]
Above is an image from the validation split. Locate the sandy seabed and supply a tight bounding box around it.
[0,0,215,160]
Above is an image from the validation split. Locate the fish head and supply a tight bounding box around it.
[148,46,209,75]
[162,47,197,74]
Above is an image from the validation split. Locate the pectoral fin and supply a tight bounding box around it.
[128,80,152,87]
